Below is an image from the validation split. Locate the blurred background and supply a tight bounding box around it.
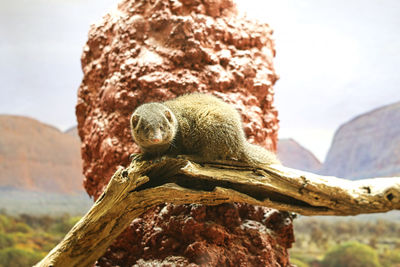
[0,0,399,266]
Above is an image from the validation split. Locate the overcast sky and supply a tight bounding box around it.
[1,0,399,162]
[239,0,400,161]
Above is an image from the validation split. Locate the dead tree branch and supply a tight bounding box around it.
[35,157,400,267]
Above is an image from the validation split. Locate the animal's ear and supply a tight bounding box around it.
[164,110,173,123]
[131,114,140,129]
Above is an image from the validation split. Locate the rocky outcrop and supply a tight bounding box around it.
[277,138,322,172]
[76,0,292,265]
[98,203,294,267]
[322,102,400,179]
[76,0,279,199]
[0,115,85,193]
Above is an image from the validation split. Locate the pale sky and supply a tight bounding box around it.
[237,0,400,161]
[1,0,399,162]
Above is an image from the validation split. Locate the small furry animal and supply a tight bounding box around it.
[130,93,279,165]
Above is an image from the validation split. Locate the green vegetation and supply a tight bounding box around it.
[321,242,381,267]
[0,212,399,266]
[0,248,42,267]
[0,212,80,267]
[290,217,400,267]
[380,249,400,267]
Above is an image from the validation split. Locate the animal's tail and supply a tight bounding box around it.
[243,142,280,166]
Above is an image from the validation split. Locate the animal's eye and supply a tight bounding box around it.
[140,127,148,134]
[160,125,164,131]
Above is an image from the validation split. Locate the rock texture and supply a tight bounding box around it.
[76,0,291,265]
[0,115,85,193]
[322,101,400,179]
[76,0,279,199]
[277,138,322,173]
[97,203,294,267]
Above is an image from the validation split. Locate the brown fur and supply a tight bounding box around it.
[130,93,279,165]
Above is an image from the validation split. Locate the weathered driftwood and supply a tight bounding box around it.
[36,157,400,267]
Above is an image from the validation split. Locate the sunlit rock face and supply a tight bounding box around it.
[76,0,291,265]
[76,0,279,199]
[322,102,400,180]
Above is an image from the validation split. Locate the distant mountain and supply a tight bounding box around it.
[65,125,79,139]
[322,101,400,179]
[0,115,85,193]
[277,138,322,172]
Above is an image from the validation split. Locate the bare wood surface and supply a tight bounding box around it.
[35,157,400,267]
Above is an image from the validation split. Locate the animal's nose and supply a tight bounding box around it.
[151,138,161,143]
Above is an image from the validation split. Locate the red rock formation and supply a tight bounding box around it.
[76,0,279,198]
[97,203,294,267]
[76,0,292,265]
